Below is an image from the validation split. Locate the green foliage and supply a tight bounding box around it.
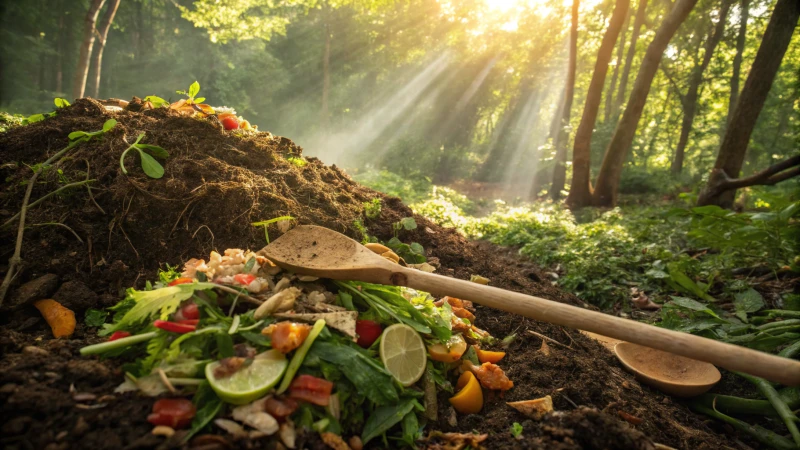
[354,170,432,205]
[144,96,169,108]
[363,198,382,219]
[511,422,523,438]
[0,111,24,132]
[287,156,307,167]
[176,81,205,104]
[119,133,169,179]
[100,282,217,336]
[84,308,108,327]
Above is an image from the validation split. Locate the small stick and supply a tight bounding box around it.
[213,284,263,306]
[1,179,96,228]
[0,139,82,305]
[527,329,573,350]
[31,222,84,243]
[157,368,177,394]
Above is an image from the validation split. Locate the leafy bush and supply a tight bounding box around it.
[353,169,432,204]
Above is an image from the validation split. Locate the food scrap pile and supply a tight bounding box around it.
[77,245,519,448]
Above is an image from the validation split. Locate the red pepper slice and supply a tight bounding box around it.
[176,319,200,326]
[108,331,131,341]
[147,398,196,429]
[154,320,196,334]
[168,277,194,287]
[288,374,333,406]
[234,274,256,286]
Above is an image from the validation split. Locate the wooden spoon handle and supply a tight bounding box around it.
[399,267,800,386]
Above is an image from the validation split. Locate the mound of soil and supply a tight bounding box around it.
[0,99,732,449]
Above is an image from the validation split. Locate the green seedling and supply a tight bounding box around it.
[24,97,72,124]
[364,198,382,219]
[252,216,295,244]
[144,96,169,108]
[176,81,205,104]
[119,133,169,179]
[511,422,523,438]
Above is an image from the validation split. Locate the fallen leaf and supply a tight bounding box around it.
[507,395,554,420]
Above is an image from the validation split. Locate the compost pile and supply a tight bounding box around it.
[0,99,734,449]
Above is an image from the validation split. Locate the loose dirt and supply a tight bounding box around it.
[0,99,737,449]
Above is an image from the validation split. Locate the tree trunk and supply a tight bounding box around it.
[605,9,630,123]
[88,0,120,99]
[614,0,648,116]
[565,0,630,207]
[551,0,580,200]
[698,0,800,208]
[71,0,105,100]
[55,1,65,93]
[321,4,332,133]
[591,0,699,207]
[727,0,750,126]
[671,0,732,175]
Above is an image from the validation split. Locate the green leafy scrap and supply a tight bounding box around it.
[119,132,169,179]
[100,282,217,335]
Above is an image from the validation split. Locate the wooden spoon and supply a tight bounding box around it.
[260,225,800,386]
[614,342,721,397]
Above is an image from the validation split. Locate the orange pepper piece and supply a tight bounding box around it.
[34,299,76,338]
[474,346,506,364]
[449,371,483,414]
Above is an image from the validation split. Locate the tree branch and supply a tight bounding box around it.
[709,154,800,195]
[659,64,686,106]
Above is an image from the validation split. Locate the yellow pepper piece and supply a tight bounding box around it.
[449,371,483,414]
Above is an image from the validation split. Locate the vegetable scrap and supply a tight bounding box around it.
[34,299,76,338]
[79,245,519,447]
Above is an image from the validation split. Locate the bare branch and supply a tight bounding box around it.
[707,154,800,196]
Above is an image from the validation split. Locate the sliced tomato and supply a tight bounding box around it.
[147,398,195,429]
[108,331,131,341]
[288,374,333,406]
[270,322,312,354]
[178,302,199,320]
[221,116,239,130]
[154,320,196,334]
[234,273,256,286]
[355,320,382,348]
[168,277,194,287]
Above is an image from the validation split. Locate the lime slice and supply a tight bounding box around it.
[206,349,288,405]
[379,323,426,386]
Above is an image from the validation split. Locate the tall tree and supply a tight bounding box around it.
[550,0,580,200]
[89,0,121,99]
[565,0,630,207]
[321,2,332,132]
[670,0,733,175]
[698,0,800,207]
[727,0,750,125]
[605,9,630,123]
[591,0,700,207]
[71,0,105,100]
[613,0,648,117]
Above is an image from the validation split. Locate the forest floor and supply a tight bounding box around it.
[0,99,794,450]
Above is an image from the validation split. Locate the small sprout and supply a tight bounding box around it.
[144,96,169,108]
[287,156,307,167]
[176,81,203,103]
[252,216,295,244]
[511,422,523,438]
[501,333,517,349]
[54,98,71,108]
[119,133,169,179]
[363,198,382,219]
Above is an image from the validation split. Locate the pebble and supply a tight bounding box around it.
[8,273,59,309]
[22,345,50,357]
[73,416,90,436]
[151,425,175,437]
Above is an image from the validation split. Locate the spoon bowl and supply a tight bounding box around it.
[614,341,721,397]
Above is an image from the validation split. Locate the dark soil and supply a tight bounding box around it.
[1,99,734,449]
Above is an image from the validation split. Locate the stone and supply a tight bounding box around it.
[8,274,59,309]
[53,280,98,311]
